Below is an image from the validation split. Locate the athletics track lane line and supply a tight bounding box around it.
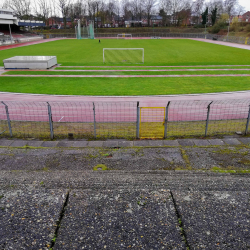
[2,74,250,77]
[0,38,64,51]
[48,69,250,72]
[57,65,250,68]
[190,38,250,51]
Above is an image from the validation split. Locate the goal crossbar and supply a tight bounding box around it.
[117,34,132,39]
[103,48,144,64]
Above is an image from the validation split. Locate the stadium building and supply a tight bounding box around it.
[0,8,45,33]
[0,8,45,44]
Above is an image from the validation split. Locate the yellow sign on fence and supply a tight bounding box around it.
[245,37,249,45]
[139,107,166,138]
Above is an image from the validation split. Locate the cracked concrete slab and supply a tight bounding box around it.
[193,139,210,146]
[54,189,185,250]
[0,147,186,171]
[208,139,225,146]
[0,140,13,147]
[177,139,194,146]
[148,140,164,146]
[0,188,66,250]
[185,147,250,170]
[88,141,104,147]
[134,140,149,147]
[223,138,241,145]
[26,140,43,147]
[8,140,27,147]
[164,140,180,146]
[71,141,88,147]
[41,141,58,147]
[238,138,250,145]
[0,145,249,249]
[0,146,250,172]
[172,191,250,249]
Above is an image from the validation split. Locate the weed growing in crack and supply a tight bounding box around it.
[93,164,108,171]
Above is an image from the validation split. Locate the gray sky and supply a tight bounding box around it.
[238,0,250,12]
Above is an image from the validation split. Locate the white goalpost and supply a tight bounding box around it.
[103,48,144,64]
[117,33,132,39]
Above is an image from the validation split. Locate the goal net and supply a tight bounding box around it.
[76,20,94,39]
[117,34,132,39]
[103,48,144,64]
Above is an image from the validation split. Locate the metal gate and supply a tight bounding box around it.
[139,107,166,138]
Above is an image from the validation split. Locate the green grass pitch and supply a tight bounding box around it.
[0,39,250,96]
[1,76,250,96]
[1,39,250,66]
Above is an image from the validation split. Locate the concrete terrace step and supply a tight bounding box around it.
[0,137,250,148]
[1,170,250,191]
[1,170,250,249]
[0,146,250,249]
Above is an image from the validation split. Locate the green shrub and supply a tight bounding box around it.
[246,24,250,32]
[209,22,227,34]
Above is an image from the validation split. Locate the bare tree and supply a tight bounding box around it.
[159,0,190,26]
[58,0,71,28]
[235,4,245,15]
[1,1,9,8]
[6,0,31,19]
[144,0,157,26]
[192,0,205,24]
[207,0,224,16]
[34,0,51,24]
[121,0,131,21]
[224,0,238,16]
[106,1,116,26]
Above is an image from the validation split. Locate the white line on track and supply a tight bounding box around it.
[52,68,250,72]
[2,74,250,78]
[58,116,64,122]
[57,65,250,68]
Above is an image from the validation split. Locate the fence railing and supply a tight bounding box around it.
[0,99,249,140]
[0,35,43,46]
[39,33,250,46]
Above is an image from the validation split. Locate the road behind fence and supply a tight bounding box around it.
[0,99,249,140]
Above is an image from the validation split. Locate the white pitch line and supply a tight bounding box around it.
[58,116,64,122]
[56,65,250,68]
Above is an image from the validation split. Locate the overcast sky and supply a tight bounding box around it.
[238,0,250,11]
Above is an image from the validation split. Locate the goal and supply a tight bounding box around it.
[117,33,132,39]
[103,48,144,64]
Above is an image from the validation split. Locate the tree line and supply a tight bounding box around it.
[1,0,246,28]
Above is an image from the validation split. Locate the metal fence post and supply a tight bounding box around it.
[136,101,140,139]
[1,101,12,137]
[205,101,213,137]
[164,101,170,139]
[47,102,54,140]
[93,102,96,139]
[245,105,250,135]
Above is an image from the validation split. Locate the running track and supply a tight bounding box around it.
[1,74,250,78]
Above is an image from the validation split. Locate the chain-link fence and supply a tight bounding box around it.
[0,99,249,140]
[0,35,43,46]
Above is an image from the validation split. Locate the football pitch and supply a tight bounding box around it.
[1,38,250,96]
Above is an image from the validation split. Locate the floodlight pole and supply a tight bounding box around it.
[205,14,208,39]
[227,18,230,37]
[9,24,13,43]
